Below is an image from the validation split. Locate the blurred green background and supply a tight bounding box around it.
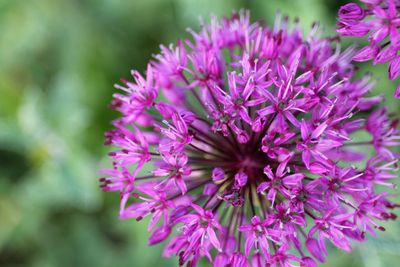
[0,0,399,266]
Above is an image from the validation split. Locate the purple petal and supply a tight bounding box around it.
[191,203,205,215]
[374,46,397,64]
[300,120,310,140]
[250,216,261,225]
[306,238,326,262]
[234,172,248,188]
[352,46,378,62]
[395,84,400,98]
[263,165,274,180]
[148,225,171,245]
[369,27,389,44]
[302,150,312,169]
[276,160,288,177]
[284,110,301,127]
[258,105,275,117]
[300,257,317,267]
[389,56,400,80]
[244,235,255,256]
[148,210,162,231]
[207,227,221,251]
[311,121,328,139]
[283,173,304,186]
[257,182,270,193]
[203,183,218,196]
[212,167,225,181]
[328,228,352,252]
[213,253,230,267]
[175,177,187,195]
[238,224,253,232]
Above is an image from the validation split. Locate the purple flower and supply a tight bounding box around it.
[269,244,302,266]
[238,216,278,258]
[337,0,400,98]
[366,107,400,159]
[112,64,158,125]
[257,160,304,206]
[306,209,353,262]
[101,10,400,266]
[229,252,249,267]
[152,153,192,194]
[176,204,222,246]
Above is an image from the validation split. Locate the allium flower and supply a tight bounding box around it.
[337,0,400,98]
[101,10,400,266]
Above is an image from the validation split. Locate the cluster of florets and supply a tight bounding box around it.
[100,10,399,267]
[337,0,400,98]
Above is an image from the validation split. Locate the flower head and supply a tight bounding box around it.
[101,10,399,266]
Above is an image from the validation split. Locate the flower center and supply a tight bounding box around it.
[272,178,282,187]
[199,218,209,228]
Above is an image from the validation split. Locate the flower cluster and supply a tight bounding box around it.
[337,0,400,98]
[101,10,399,267]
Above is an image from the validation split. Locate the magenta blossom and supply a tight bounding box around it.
[337,0,400,98]
[101,10,399,266]
[238,216,279,259]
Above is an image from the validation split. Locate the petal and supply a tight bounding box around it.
[374,45,397,64]
[207,227,222,251]
[238,224,253,232]
[244,236,255,256]
[213,253,230,267]
[277,159,289,177]
[257,105,275,117]
[352,46,378,62]
[212,167,225,181]
[203,183,218,196]
[302,150,312,169]
[306,238,326,262]
[395,84,400,99]
[186,228,204,252]
[174,214,198,224]
[283,173,304,186]
[329,228,352,252]
[295,70,314,84]
[284,110,301,127]
[263,165,274,180]
[148,225,171,245]
[257,182,270,193]
[240,107,253,124]
[300,257,317,267]
[252,253,266,267]
[309,162,329,174]
[175,176,187,195]
[191,203,205,215]
[251,216,261,225]
[258,237,271,257]
[311,121,328,139]
[267,189,277,205]
[369,27,389,44]
[148,210,162,231]
[234,172,248,188]
[389,56,400,80]
[300,120,310,140]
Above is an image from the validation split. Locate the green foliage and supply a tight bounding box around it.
[0,0,398,266]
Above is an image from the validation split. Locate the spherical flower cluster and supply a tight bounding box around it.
[101,10,400,267]
[337,0,400,98]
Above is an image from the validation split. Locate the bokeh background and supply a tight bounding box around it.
[1,0,399,266]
